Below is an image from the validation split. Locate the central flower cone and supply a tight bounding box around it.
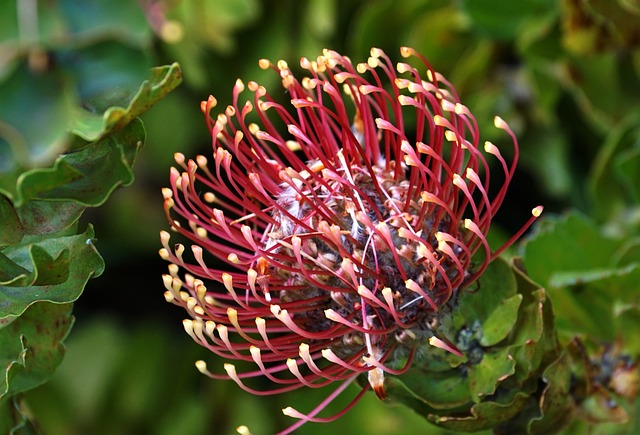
[160,47,542,432]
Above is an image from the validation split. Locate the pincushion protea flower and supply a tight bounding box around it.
[160,47,542,433]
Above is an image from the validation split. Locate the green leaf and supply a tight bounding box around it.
[0,225,104,320]
[480,294,523,347]
[0,194,23,246]
[527,353,574,433]
[22,317,217,434]
[0,302,74,400]
[461,0,558,41]
[523,212,640,341]
[552,264,640,341]
[15,120,145,208]
[507,281,552,386]
[522,212,622,286]
[69,63,182,142]
[0,396,27,435]
[0,253,30,286]
[430,391,530,432]
[458,257,519,339]
[0,244,69,287]
[468,347,516,401]
[617,146,640,204]
[615,305,640,357]
[563,53,640,129]
[0,302,73,433]
[510,263,548,349]
[589,110,640,219]
[16,201,85,236]
[386,368,472,412]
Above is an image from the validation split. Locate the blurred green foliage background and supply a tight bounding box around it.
[1,0,639,434]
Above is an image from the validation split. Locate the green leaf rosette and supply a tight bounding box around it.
[385,257,573,433]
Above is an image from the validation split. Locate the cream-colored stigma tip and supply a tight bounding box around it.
[281,406,294,416]
[236,425,252,435]
[532,205,544,217]
[195,360,207,373]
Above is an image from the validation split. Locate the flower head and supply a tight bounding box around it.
[160,47,542,433]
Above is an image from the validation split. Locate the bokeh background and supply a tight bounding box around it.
[2,0,639,434]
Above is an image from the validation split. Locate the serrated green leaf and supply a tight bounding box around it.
[14,120,145,208]
[0,302,74,400]
[69,63,182,142]
[30,245,70,286]
[0,244,69,288]
[0,225,104,320]
[1,304,71,433]
[15,161,83,207]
